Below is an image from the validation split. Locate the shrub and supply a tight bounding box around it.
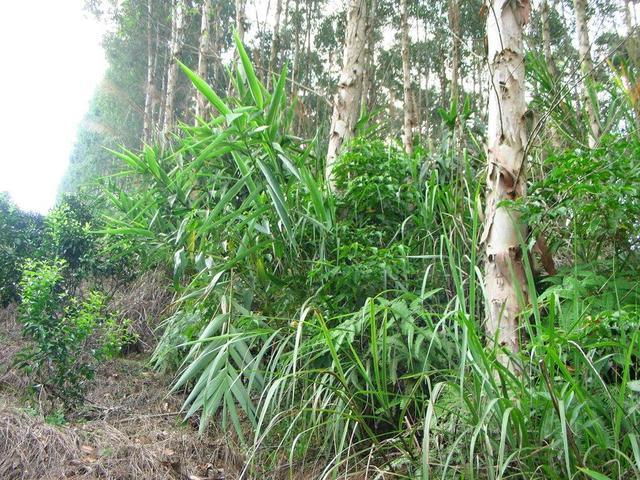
[46,193,94,272]
[333,138,420,232]
[0,193,45,305]
[16,258,135,409]
[521,135,640,263]
[308,139,424,313]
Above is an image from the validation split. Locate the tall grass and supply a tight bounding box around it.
[102,37,640,479]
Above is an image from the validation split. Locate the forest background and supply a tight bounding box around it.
[1,0,639,478]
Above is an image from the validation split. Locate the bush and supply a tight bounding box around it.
[308,139,424,313]
[0,193,45,305]
[46,194,95,272]
[521,135,640,263]
[333,138,420,232]
[16,258,135,409]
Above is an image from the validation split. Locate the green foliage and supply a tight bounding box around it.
[0,193,45,305]
[46,193,94,272]
[521,135,640,264]
[307,139,424,312]
[16,259,134,409]
[96,34,640,479]
[333,138,420,229]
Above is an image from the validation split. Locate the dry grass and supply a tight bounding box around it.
[0,293,317,480]
[0,304,29,393]
[108,269,173,351]
[0,398,239,479]
[0,304,243,480]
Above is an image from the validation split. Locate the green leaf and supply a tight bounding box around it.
[577,468,612,480]
[178,60,231,115]
[233,31,264,109]
[628,380,640,392]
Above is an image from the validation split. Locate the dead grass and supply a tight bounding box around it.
[108,269,173,351]
[0,397,239,479]
[0,304,29,393]
[0,304,242,480]
[0,295,317,479]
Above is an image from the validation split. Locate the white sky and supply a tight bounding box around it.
[0,0,106,214]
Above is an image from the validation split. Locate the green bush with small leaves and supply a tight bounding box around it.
[16,258,135,409]
[0,193,45,305]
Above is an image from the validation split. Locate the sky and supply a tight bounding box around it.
[0,0,106,213]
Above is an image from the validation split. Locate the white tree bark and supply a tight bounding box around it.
[360,0,377,111]
[541,0,558,78]
[143,0,155,143]
[449,0,461,106]
[401,0,414,155]
[267,0,283,89]
[573,0,600,147]
[325,0,368,188]
[196,0,212,120]
[163,0,186,137]
[236,0,246,44]
[482,0,532,368]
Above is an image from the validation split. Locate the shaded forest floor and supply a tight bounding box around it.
[0,306,245,480]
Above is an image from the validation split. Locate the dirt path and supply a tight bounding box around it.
[0,310,243,480]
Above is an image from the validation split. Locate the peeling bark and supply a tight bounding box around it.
[482,0,531,368]
[573,0,601,147]
[541,0,558,78]
[401,0,415,155]
[195,0,212,120]
[325,0,368,188]
[163,0,186,137]
[143,0,155,144]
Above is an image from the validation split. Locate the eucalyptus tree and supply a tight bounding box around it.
[326,0,370,187]
[196,0,213,119]
[448,0,461,105]
[400,0,415,154]
[163,0,187,136]
[540,0,558,78]
[236,0,247,43]
[573,0,601,147]
[482,0,532,367]
[267,0,283,88]
[361,0,377,111]
[143,0,156,142]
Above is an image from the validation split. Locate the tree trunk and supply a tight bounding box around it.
[305,1,313,90]
[624,0,638,66]
[210,1,222,91]
[267,0,283,88]
[360,0,377,111]
[236,0,246,44]
[143,0,155,143]
[482,0,532,368]
[325,0,368,188]
[541,0,558,78]
[401,0,414,155]
[573,0,601,147]
[424,66,430,137]
[195,0,212,120]
[291,0,301,96]
[448,0,461,106]
[163,0,186,137]
[437,59,447,107]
